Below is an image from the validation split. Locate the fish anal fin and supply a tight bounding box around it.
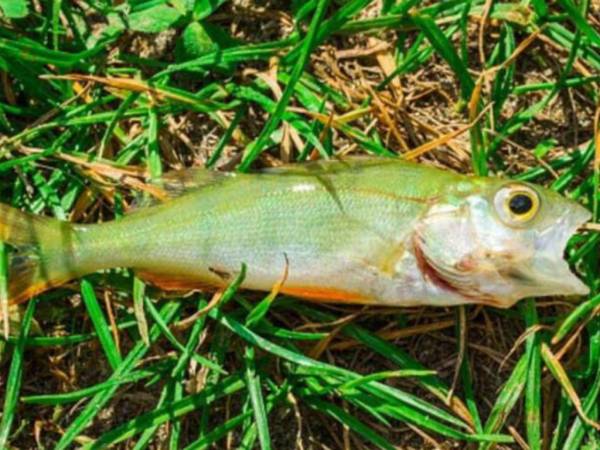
[280,286,371,304]
[136,270,222,292]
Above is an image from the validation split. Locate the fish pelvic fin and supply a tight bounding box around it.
[0,203,81,305]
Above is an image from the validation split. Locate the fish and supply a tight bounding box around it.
[0,158,592,309]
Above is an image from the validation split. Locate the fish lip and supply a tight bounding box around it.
[553,205,592,256]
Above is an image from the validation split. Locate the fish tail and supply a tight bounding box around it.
[0,203,81,305]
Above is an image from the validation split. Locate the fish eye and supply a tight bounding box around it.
[494,184,540,226]
[508,194,533,215]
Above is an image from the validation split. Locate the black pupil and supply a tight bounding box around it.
[509,194,533,215]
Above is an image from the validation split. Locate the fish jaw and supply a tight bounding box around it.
[511,203,591,299]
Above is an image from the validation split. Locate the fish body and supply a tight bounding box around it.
[0,158,591,308]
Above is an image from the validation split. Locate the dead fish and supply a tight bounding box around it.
[0,158,592,309]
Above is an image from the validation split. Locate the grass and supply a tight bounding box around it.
[0,0,598,448]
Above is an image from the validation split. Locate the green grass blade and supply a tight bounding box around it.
[0,241,8,338]
[0,298,37,448]
[21,366,165,405]
[411,13,474,100]
[456,307,483,432]
[553,294,600,343]
[54,302,181,450]
[211,308,472,434]
[556,0,600,47]
[244,346,272,450]
[80,278,122,370]
[294,303,472,422]
[303,397,397,450]
[523,300,542,450]
[480,353,528,450]
[133,277,150,345]
[84,376,246,449]
[238,0,329,170]
[562,325,600,449]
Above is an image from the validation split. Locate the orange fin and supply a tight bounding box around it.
[8,251,78,306]
[138,272,370,304]
[280,286,371,304]
[9,278,74,306]
[0,203,82,306]
[136,271,222,292]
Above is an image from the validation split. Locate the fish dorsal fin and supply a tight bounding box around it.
[260,156,393,176]
[155,167,233,198]
[132,158,393,209]
[132,167,234,209]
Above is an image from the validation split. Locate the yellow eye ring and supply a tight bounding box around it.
[494,184,540,226]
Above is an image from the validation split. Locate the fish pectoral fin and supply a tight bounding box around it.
[368,242,407,277]
[280,286,372,304]
[136,270,222,292]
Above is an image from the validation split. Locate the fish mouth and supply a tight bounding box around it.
[518,205,592,298]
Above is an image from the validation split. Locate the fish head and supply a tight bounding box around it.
[414,178,591,307]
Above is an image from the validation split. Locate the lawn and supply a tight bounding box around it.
[0,0,599,448]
